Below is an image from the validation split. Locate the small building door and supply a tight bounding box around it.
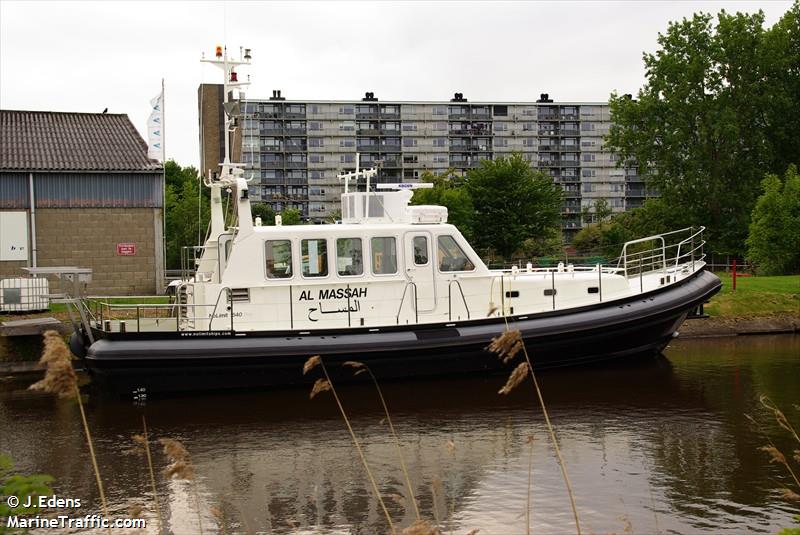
[404,232,436,312]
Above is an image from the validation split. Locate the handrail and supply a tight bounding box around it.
[395,281,418,325]
[448,279,470,321]
[207,287,232,332]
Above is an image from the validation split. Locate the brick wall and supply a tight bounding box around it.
[0,208,163,295]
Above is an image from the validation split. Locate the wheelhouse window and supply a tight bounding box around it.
[438,236,475,272]
[371,237,397,275]
[413,236,429,265]
[301,239,328,277]
[265,240,292,279]
[337,238,363,276]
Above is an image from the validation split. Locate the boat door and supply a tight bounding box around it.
[404,232,436,312]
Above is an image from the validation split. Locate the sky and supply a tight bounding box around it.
[0,1,793,168]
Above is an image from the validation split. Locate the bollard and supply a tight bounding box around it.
[732,258,737,291]
[119,321,126,333]
[104,320,111,331]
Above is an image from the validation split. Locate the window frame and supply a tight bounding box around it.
[412,235,430,266]
[370,236,399,276]
[264,239,294,280]
[436,235,476,273]
[336,237,365,278]
[300,238,329,279]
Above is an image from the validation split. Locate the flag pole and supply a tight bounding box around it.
[161,78,167,291]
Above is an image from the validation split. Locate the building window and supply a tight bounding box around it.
[301,239,328,278]
[371,237,397,275]
[402,122,417,131]
[433,122,447,131]
[309,105,320,114]
[403,155,418,164]
[337,238,363,276]
[582,169,596,178]
[403,138,418,147]
[493,105,508,116]
[339,138,355,147]
[341,154,355,163]
[583,153,595,162]
[413,236,429,265]
[494,122,508,132]
[581,122,595,131]
[309,121,322,131]
[438,236,474,272]
[310,154,324,163]
[522,138,536,147]
[265,240,292,279]
[310,170,325,179]
[496,138,508,147]
[433,138,446,146]
[340,121,355,131]
[339,105,354,115]
[308,138,324,148]
[522,122,535,131]
[433,106,447,115]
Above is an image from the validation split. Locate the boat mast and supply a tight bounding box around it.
[200,45,253,238]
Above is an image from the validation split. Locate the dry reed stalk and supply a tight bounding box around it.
[402,518,440,535]
[526,435,534,535]
[29,331,111,534]
[487,328,582,535]
[760,395,800,444]
[430,476,443,528]
[344,360,422,521]
[139,416,163,535]
[303,355,396,534]
[159,438,204,535]
[498,362,529,395]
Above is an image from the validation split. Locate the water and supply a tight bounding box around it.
[1,335,798,534]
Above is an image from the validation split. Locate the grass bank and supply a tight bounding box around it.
[705,273,799,318]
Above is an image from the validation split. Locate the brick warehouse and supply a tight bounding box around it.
[0,110,164,295]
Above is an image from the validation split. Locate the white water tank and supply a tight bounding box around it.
[0,278,50,313]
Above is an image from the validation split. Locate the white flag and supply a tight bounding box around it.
[147,91,164,162]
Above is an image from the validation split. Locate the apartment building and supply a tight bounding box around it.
[199,87,648,237]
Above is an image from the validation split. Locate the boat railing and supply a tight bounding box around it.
[618,226,706,279]
[448,279,471,321]
[395,281,418,324]
[84,295,238,334]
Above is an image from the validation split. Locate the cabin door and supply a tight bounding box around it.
[404,232,436,312]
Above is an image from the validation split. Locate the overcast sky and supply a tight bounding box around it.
[0,1,792,167]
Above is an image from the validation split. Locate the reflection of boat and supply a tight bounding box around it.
[67,45,720,395]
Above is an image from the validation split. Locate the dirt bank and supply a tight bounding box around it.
[678,313,800,338]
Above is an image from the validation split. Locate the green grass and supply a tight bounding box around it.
[706,273,800,317]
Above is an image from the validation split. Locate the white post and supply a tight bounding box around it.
[28,172,37,270]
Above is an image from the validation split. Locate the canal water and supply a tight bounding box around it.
[1,335,798,534]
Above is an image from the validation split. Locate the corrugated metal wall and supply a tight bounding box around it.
[0,172,163,208]
[0,173,29,208]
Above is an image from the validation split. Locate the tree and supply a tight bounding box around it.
[580,199,613,226]
[464,153,563,259]
[606,5,800,255]
[280,208,302,226]
[411,169,475,240]
[251,202,276,225]
[164,161,208,270]
[746,165,800,275]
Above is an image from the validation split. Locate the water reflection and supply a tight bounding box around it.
[0,335,798,534]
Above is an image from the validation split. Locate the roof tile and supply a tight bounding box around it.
[0,110,161,172]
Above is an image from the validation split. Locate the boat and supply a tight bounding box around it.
[65,46,721,395]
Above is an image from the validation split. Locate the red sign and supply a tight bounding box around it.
[117,243,136,256]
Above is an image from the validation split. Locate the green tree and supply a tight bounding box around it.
[411,169,475,240]
[580,199,613,226]
[280,208,302,226]
[251,202,276,225]
[464,153,562,259]
[746,165,800,275]
[606,5,800,255]
[164,161,208,270]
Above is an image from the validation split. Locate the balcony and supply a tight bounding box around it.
[261,160,285,169]
[380,143,402,152]
[285,161,307,169]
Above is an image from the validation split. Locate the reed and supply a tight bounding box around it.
[344,360,422,521]
[159,437,204,534]
[487,328,582,535]
[132,416,163,534]
[304,355,396,534]
[29,331,111,534]
[755,396,800,495]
